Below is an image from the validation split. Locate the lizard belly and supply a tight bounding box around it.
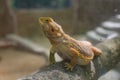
[57,46,91,65]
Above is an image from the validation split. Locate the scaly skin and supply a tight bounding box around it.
[39,17,102,71]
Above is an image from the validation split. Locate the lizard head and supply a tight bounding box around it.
[39,17,64,38]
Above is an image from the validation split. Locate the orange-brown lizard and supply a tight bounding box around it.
[39,17,102,71]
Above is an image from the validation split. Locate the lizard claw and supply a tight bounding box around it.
[64,63,74,71]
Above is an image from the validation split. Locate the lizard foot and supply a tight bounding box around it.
[64,62,74,71]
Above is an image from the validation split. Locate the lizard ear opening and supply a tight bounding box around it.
[51,28,55,32]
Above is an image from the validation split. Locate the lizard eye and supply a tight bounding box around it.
[45,19,49,22]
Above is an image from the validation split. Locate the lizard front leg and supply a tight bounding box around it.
[64,56,78,71]
[49,46,56,64]
[64,47,80,71]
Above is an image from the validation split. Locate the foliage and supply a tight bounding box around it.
[13,0,70,9]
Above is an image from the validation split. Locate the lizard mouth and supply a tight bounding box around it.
[39,18,44,25]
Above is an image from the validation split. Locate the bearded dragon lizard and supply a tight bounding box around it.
[39,17,102,71]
